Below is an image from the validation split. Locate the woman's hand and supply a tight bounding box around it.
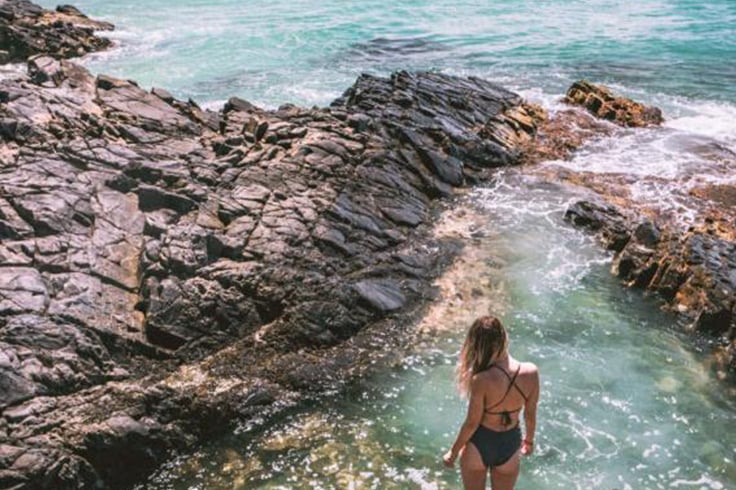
[442,449,457,467]
[521,439,534,456]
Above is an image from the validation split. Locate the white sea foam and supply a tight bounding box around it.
[200,99,227,111]
[403,468,439,490]
[471,172,612,296]
[670,475,725,489]
[512,83,736,225]
[665,99,736,150]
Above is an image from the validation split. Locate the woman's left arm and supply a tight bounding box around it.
[443,375,484,467]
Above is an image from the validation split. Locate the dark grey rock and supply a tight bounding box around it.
[565,199,736,371]
[353,279,406,312]
[27,55,61,86]
[634,220,660,247]
[564,200,631,252]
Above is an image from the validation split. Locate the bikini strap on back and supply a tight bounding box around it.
[486,365,521,410]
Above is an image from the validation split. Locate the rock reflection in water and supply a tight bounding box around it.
[344,37,448,62]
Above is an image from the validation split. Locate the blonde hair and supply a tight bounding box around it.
[456,316,508,396]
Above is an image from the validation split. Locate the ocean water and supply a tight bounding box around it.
[30,0,736,488]
[36,0,736,109]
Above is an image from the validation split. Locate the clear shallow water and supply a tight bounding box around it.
[143,174,736,490]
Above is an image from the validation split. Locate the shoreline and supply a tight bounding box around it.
[1,1,734,488]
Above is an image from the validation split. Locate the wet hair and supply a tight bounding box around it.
[456,316,508,396]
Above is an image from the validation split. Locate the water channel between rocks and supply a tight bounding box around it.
[141,170,736,490]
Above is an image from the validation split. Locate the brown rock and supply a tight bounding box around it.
[565,80,664,127]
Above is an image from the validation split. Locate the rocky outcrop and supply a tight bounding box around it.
[555,80,735,378]
[514,79,661,165]
[0,48,540,487]
[565,198,736,376]
[565,80,664,127]
[0,0,113,62]
[519,105,614,164]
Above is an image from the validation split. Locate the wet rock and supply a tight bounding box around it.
[634,220,660,247]
[565,80,664,127]
[353,279,406,312]
[520,106,614,164]
[691,184,736,209]
[564,200,631,252]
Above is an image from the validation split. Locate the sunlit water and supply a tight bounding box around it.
[27,0,736,488]
[141,173,736,490]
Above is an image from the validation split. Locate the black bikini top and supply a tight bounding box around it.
[484,364,528,426]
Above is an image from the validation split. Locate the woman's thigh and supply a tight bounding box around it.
[490,449,520,490]
[460,443,488,490]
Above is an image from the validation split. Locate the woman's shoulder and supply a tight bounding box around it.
[516,360,539,377]
[471,369,497,383]
[471,367,506,387]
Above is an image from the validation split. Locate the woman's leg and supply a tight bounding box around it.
[490,449,520,490]
[460,442,488,490]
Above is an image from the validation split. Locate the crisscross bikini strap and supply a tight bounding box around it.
[486,365,522,410]
[509,366,528,402]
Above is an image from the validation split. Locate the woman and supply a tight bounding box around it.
[443,316,539,490]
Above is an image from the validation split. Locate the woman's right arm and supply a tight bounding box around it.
[522,365,539,455]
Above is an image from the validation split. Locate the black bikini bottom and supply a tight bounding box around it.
[468,424,522,468]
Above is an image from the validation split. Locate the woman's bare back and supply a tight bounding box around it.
[476,358,538,431]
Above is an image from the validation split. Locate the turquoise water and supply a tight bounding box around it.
[37,0,736,108]
[30,1,736,488]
